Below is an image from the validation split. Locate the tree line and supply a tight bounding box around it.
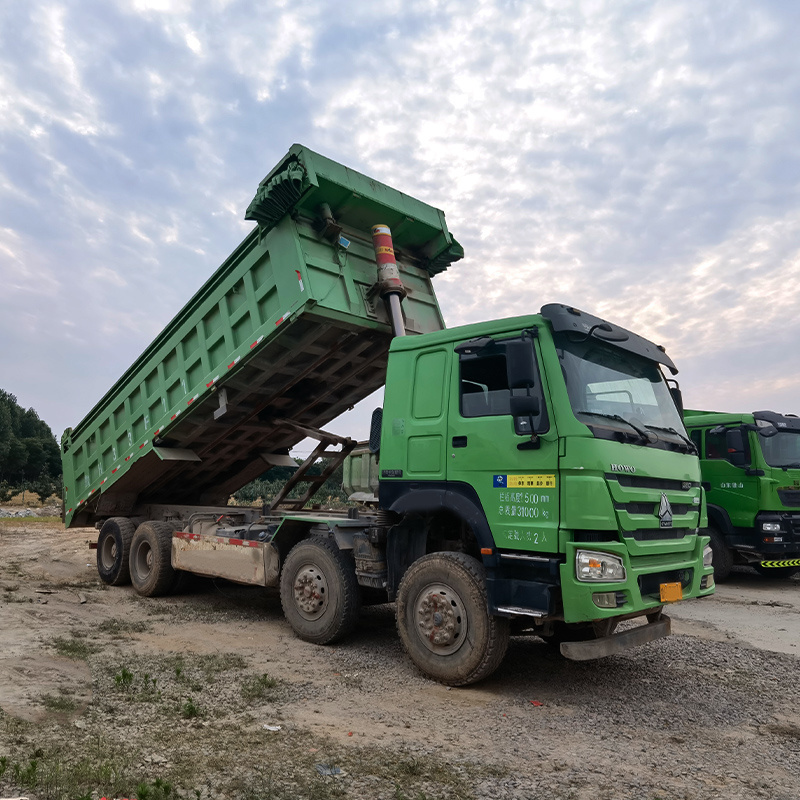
[0,389,61,503]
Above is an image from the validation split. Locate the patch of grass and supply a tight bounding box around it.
[41,694,78,713]
[2,584,29,604]
[0,516,61,527]
[52,635,95,660]
[181,698,202,718]
[136,776,173,800]
[199,652,248,675]
[99,618,149,637]
[0,744,140,800]
[241,673,279,701]
[114,666,134,688]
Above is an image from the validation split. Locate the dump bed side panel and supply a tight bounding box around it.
[62,146,458,528]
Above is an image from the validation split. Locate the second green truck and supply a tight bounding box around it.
[62,144,714,685]
[684,409,800,580]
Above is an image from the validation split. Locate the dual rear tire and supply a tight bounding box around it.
[96,518,177,596]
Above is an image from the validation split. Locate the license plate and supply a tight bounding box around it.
[660,582,682,602]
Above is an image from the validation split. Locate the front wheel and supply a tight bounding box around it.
[280,537,361,644]
[396,552,510,686]
[707,526,733,582]
[97,517,135,586]
[129,521,176,597]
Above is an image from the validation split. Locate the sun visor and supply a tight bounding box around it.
[541,303,678,374]
[752,411,800,432]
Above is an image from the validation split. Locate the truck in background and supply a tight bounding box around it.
[683,410,800,580]
[62,144,714,685]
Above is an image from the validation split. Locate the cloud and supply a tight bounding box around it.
[0,0,799,441]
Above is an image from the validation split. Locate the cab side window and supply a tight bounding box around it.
[690,429,702,454]
[705,429,726,460]
[458,339,549,433]
[460,353,510,417]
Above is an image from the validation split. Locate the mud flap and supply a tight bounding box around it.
[560,615,671,661]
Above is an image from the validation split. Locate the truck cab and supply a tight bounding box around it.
[683,409,800,580]
[376,304,714,680]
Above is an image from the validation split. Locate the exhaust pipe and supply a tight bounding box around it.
[371,224,407,337]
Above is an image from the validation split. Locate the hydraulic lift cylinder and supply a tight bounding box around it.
[371,223,407,338]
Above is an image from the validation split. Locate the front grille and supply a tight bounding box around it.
[614,502,692,515]
[784,516,800,536]
[778,489,800,507]
[606,474,699,492]
[638,568,693,598]
[573,530,618,543]
[626,529,690,541]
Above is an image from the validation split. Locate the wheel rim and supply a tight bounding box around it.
[133,540,153,581]
[100,536,117,570]
[413,582,467,655]
[291,563,329,620]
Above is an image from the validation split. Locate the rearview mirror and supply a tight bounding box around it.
[725,428,747,468]
[506,341,536,389]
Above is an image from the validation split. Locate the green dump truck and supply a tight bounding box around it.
[62,144,713,685]
[683,409,800,580]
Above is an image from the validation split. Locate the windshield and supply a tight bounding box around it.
[758,430,800,468]
[555,332,687,445]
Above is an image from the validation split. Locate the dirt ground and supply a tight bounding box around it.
[1,520,799,800]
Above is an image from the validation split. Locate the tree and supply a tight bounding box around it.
[0,389,62,498]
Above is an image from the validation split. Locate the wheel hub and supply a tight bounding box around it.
[293,565,328,620]
[414,583,466,655]
[101,537,117,569]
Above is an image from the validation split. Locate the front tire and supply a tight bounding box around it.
[280,537,361,644]
[129,521,175,597]
[97,517,135,586]
[708,526,733,582]
[396,552,510,686]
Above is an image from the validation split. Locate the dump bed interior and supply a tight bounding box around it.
[62,144,461,528]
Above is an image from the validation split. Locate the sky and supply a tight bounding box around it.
[1,0,800,452]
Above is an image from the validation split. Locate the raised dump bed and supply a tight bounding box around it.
[62,144,462,528]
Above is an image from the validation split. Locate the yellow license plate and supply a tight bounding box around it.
[660,582,682,603]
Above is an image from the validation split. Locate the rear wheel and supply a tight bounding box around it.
[280,537,361,644]
[707,526,733,582]
[396,552,509,686]
[96,517,135,586]
[129,521,176,597]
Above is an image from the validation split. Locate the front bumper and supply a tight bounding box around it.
[560,614,671,661]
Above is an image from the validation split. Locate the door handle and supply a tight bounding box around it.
[452,436,468,448]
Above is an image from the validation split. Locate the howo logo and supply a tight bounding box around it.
[611,464,636,473]
[658,493,673,528]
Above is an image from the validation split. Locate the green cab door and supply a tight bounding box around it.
[446,335,560,554]
[702,426,760,527]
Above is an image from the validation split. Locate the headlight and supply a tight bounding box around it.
[576,550,626,582]
[703,545,713,567]
[761,522,781,532]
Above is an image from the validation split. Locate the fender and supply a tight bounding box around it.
[706,504,734,538]
[379,481,493,599]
